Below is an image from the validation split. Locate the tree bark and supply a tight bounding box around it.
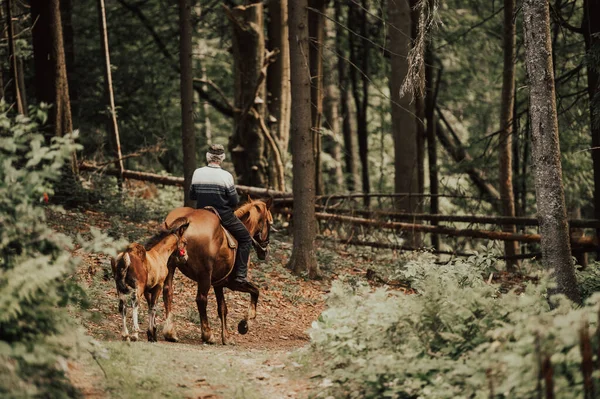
[308,0,326,195]
[5,0,24,114]
[98,0,125,186]
[226,3,271,188]
[390,0,420,246]
[287,0,320,279]
[583,0,600,255]
[31,0,76,171]
[178,0,197,207]
[334,2,359,192]
[499,0,520,271]
[523,0,580,303]
[267,0,291,163]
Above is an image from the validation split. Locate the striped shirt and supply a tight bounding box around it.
[189,165,239,218]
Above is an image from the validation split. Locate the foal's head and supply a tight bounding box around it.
[146,217,189,261]
[236,197,274,260]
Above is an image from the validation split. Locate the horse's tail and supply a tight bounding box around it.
[113,252,132,295]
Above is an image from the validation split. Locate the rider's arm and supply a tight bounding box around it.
[189,169,199,201]
[226,175,239,208]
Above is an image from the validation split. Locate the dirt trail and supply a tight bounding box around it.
[47,208,342,398]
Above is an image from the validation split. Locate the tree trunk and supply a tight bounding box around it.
[349,2,370,205]
[583,0,600,255]
[31,0,76,171]
[334,2,359,192]
[308,0,326,195]
[5,0,24,114]
[390,0,420,246]
[98,0,125,186]
[287,0,320,279]
[425,48,439,250]
[178,0,196,207]
[523,0,580,303]
[323,18,344,191]
[198,37,212,144]
[499,0,520,271]
[410,0,425,197]
[227,3,270,188]
[61,0,76,120]
[267,0,291,163]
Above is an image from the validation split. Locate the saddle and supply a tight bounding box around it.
[203,207,238,286]
[203,207,237,249]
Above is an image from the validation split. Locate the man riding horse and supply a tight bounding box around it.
[189,144,252,286]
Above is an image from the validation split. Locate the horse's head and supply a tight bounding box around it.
[166,217,190,265]
[238,197,274,261]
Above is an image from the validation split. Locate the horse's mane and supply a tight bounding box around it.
[144,217,189,251]
[234,199,272,233]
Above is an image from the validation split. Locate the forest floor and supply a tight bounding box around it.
[47,203,403,398]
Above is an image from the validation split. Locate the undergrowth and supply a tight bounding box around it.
[307,254,600,398]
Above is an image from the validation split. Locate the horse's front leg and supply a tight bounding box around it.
[229,281,259,335]
[130,288,141,342]
[196,281,215,344]
[118,297,130,341]
[214,286,229,345]
[162,265,179,342]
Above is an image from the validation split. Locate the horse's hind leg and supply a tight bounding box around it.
[196,281,215,344]
[119,298,130,341]
[162,266,179,342]
[214,286,229,345]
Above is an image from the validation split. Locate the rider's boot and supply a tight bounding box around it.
[232,244,250,285]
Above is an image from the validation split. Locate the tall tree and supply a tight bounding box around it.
[334,1,359,192]
[97,0,125,185]
[178,0,196,207]
[287,0,319,279]
[583,0,600,250]
[5,0,23,114]
[499,0,520,270]
[267,0,291,163]
[523,0,580,303]
[389,0,420,245]
[425,47,439,250]
[308,0,326,195]
[31,0,77,171]
[348,2,370,204]
[410,0,425,197]
[323,17,344,191]
[226,3,284,190]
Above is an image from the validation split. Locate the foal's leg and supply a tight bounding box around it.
[146,286,161,342]
[196,280,215,344]
[214,286,229,345]
[130,288,141,342]
[162,266,179,342]
[119,297,130,341]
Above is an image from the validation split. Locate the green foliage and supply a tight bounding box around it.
[0,107,120,397]
[309,255,600,398]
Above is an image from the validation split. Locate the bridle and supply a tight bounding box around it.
[251,218,271,252]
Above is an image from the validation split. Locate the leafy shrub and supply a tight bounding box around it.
[309,256,598,398]
[576,262,600,301]
[0,107,119,397]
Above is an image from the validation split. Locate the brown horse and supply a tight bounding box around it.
[111,217,189,342]
[162,198,273,345]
